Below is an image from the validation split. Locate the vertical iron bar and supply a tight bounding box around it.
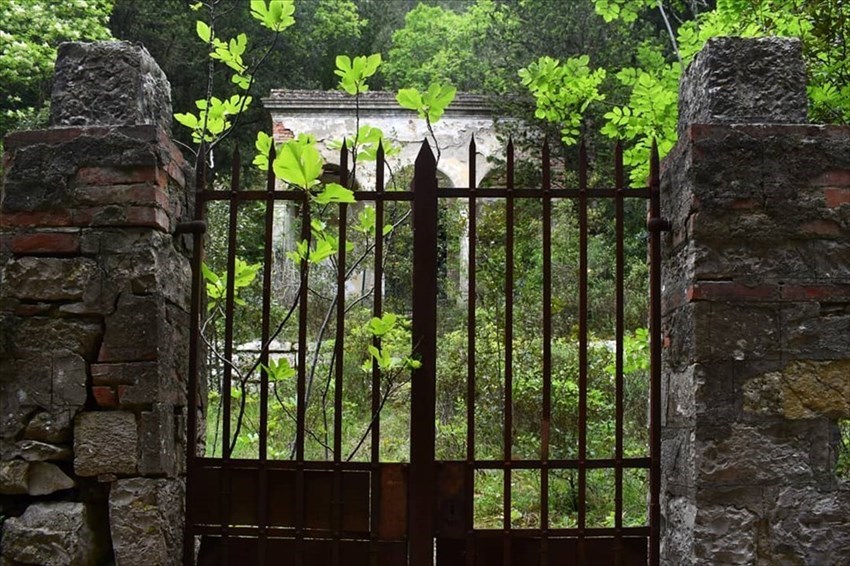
[614,142,625,566]
[466,137,477,566]
[257,141,277,566]
[370,142,385,566]
[503,138,515,566]
[540,139,552,566]
[409,141,438,566]
[332,144,349,566]
[183,145,207,566]
[649,140,662,566]
[295,187,311,566]
[222,146,241,457]
[577,141,588,564]
[219,145,242,564]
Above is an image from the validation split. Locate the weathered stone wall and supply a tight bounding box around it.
[0,42,191,565]
[661,37,850,564]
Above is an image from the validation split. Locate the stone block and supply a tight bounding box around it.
[97,229,192,311]
[693,503,759,565]
[0,460,29,494]
[743,359,850,420]
[0,354,52,409]
[0,501,107,566]
[109,477,184,566]
[678,37,807,135]
[662,426,695,491]
[74,411,138,476]
[663,364,695,427]
[705,303,780,362]
[139,403,177,477]
[8,317,102,358]
[780,303,850,361]
[17,440,73,462]
[98,293,163,362]
[23,410,74,443]
[661,496,696,564]
[27,461,75,495]
[768,486,850,565]
[51,41,172,133]
[52,351,88,407]
[696,421,817,485]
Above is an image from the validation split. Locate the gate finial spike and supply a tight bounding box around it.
[415,139,436,167]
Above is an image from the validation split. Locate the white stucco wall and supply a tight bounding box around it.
[263,90,501,190]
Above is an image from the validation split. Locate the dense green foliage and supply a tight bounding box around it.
[0,0,113,148]
[521,0,850,180]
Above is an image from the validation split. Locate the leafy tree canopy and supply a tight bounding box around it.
[521,0,850,181]
[0,0,113,136]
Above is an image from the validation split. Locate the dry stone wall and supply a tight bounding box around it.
[661,37,850,564]
[0,42,192,565]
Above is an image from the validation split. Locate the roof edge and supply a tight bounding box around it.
[262,89,493,115]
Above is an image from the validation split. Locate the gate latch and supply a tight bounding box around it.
[175,220,207,235]
[647,217,672,233]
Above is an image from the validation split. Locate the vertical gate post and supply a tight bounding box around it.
[1,42,192,565]
[661,37,850,564]
[410,141,439,566]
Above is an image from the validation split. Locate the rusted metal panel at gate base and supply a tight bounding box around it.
[189,464,369,531]
[436,462,467,539]
[378,463,408,540]
[436,537,648,565]
[198,538,408,566]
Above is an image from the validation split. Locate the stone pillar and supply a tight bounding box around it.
[661,37,850,564]
[0,42,191,566]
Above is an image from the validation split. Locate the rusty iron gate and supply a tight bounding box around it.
[183,137,664,565]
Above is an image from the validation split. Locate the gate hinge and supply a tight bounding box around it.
[647,217,672,233]
[175,220,207,235]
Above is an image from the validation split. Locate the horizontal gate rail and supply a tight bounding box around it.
[184,134,661,566]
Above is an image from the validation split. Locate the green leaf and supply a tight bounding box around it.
[314,183,355,205]
[287,239,309,264]
[196,20,212,43]
[174,112,199,129]
[396,88,422,111]
[273,137,323,189]
[364,53,382,76]
[309,237,337,263]
[251,0,295,31]
[366,313,398,337]
[265,358,296,381]
[355,206,376,233]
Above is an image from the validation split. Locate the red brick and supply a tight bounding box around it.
[14,303,54,316]
[75,184,170,209]
[3,127,90,149]
[800,219,842,237]
[781,284,850,301]
[688,281,779,302]
[824,187,850,208]
[76,165,165,187]
[0,210,74,228]
[125,207,170,231]
[730,198,761,210]
[92,386,120,408]
[811,169,850,188]
[69,205,170,231]
[164,160,186,188]
[8,232,80,255]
